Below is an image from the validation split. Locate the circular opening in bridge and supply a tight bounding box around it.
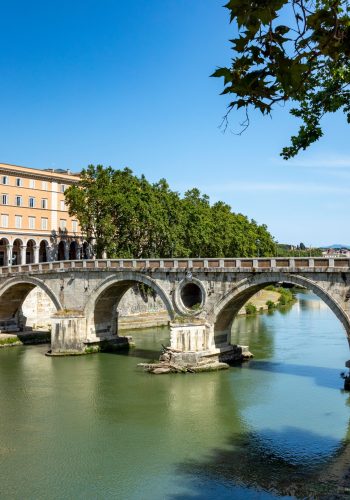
[180,282,202,311]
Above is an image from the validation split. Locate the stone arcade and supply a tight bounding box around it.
[0,257,350,364]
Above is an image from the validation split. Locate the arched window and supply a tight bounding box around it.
[57,241,66,261]
[26,240,36,264]
[39,240,48,263]
[12,239,23,265]
[69,241,78,260]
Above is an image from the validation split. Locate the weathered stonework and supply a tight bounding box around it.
[50,312,87,355]
[117,285,165,316]
[0,258,348,362]
[16,285,280,333]
[20,287,56,330]
[169,322,211,352]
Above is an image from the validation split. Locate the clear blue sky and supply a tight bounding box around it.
[1,0,349,247]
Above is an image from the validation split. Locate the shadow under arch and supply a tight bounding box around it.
[0,276,62,327]
[212,273,350,348]
[84,272,175,339]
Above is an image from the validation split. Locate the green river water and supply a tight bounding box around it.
[0,291,349,499]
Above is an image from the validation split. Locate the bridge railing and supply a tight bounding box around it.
[0,257,348,274]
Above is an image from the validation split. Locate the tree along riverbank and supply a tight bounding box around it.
[65,165,276,259]
[242,286,296,316]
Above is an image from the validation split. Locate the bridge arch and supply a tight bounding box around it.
[0,276,62,329]
[212,273,350,348]
[85,272,175,339]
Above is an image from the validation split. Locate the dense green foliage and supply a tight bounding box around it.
[245,302,257,314]
[0,337,20,346]
[213,1,350,158]
[266,300,276,311]
[276,244,322,257]
[277,287,295,305]
[244,286,295,315]
[65,165,276,259]
[265,284,296,305]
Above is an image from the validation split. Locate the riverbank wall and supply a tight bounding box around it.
[6,285,285,335]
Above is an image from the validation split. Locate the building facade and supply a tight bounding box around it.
[0,163,88,265]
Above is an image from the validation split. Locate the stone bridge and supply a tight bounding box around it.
[0,257,349,359]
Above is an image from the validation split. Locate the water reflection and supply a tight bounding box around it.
[241,360,344,389]
[231,314,276,360]
[0,291,349,499]
[172,425,350,499]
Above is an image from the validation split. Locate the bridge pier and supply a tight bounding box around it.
[169,322,212,352]
[50,312,87,355]
[50,311,131,356]
[169,322,250,364]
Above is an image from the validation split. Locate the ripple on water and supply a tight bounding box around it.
[0,292,349,499]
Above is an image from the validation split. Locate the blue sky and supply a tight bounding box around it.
[0,0,349,247]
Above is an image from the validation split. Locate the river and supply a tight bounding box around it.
[0,291,349,499]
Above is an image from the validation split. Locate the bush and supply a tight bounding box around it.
[84,346,100,354]
[278,288,294,306]
[278,294,288,306]
[245,303,257,315]
[266,300,275,311]
[0,337,20,346]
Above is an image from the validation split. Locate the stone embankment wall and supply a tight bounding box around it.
[118,288,283,328]
[17,285,282,332]
[20,288,56,330]
[19,284,169,331]
[237,289,281,314]
[117,285,166,316]
[118,285,169,330]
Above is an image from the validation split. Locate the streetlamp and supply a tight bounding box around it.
[256,238,260,258]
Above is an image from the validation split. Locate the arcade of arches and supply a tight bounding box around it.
[0,262,348,360]
[0,238,92,265]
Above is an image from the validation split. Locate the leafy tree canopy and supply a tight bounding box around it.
[213,0,350,158]
[65,165,276,259]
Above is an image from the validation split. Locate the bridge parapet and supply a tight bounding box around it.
[0,257,348,275]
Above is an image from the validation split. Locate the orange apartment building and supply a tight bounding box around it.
[0,163,89,265]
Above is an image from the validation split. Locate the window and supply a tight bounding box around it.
[42,181,48,190]
[2,176,8,185]
[28,216,35,229]
[41,217,48,230]
[2,194,8,205]
[15,215,22,229]
[1,214,8,228]
[16,196,22,207]
[41,198,48,209]
[29,179,35,188]
[16,178,22,187]
[60,219,66,230]
[60,184,66,193]
[72,220,78,233]
[60,200,65,211]
[29,197,35,208]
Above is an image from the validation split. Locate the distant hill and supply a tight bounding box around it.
[321,244,350,250]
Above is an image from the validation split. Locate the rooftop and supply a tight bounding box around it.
[0,162,81,182]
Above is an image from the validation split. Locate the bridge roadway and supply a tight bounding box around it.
[0,257,349,359]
